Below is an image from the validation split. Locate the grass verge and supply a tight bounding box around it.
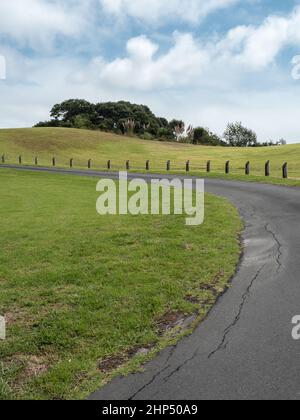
[1,127,300,181]
[0,169,242,400]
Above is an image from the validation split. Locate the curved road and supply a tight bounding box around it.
[2,165,300,400]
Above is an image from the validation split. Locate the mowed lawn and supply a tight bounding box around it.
[0,169,241,400]
[0,127,300,179]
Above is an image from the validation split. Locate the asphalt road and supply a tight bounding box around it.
[2,164,300,400]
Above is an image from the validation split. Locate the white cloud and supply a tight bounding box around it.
[99,0,240,24]
[219,6,300,69]
[0,0,240,50]
[88,5,300,93]
[0,0,87,49]
[93,33,208,90]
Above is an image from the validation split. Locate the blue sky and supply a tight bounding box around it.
[1,0,300,142]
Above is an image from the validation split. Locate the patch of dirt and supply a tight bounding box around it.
[5,303,71,327]
[185,295,200,304]
[4,309,31,326]
[4,354,50,388]
[183,243,194,251]
[198,270,226,297]
[98,354,129,373]
[156,310,196,335]
[23,355,49,378]
[199,284,219,296]
[98,344,154,374]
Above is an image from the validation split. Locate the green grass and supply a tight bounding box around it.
[0,169,242,400]
[0,127,300,182]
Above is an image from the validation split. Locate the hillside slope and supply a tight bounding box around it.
[0,128,299,178]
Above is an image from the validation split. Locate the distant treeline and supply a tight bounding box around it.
[35,99,286,147]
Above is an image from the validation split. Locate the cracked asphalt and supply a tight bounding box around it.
[1,165,300,400]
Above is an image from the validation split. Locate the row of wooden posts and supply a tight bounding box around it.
[1,155,289,179]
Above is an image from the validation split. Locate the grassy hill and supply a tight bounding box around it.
[1,127,300,179]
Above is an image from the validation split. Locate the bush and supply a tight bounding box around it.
[140,132,154,141]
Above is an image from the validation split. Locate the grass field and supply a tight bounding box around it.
[0,169,242,400]
[0,128,300,180]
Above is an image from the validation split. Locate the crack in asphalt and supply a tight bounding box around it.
[137,205,266,391]
[130,341,183,399]
[143,264,265,393]
[161,349,200,386]
[265,223,283,273]
[207,263,266,360]
[129,364,171,400]
[152,264,267,389]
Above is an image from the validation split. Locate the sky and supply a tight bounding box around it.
[1,0,300,142]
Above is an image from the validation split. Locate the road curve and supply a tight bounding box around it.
[2,165,300,400]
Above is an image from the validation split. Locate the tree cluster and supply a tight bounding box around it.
[35,99,177,141]
[35,99,286,147]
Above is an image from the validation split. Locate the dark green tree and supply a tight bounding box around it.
[50,99,93,125]
[193,127,225,146]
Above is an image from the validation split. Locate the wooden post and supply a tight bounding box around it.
[52,157,56,167]
[70,158,73,168]
[225,161,230,174]
[88,159,91,169]
[146,160,150,171]
[245,161,250,175]
[282,162,288,179]
[207,160,211,173]
[186,161,190,172]
[19,155,22,165]
[265,160,270,177]
[1,155,5,164]
[126,160,130,171]
[35,157,38,166]
[107,160,111,170]
[167,160,171,171]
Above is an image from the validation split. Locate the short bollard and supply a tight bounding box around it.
[1,155,5,164]
[107,160,111,170]
[265,161,270,177]
[225,161,230,174]
[52,157,56,167]
[88,159,91,169]
[126,161,130,171]
[167,160,171,171]
[19,156,22,165]
[70,158,73,168]
[186,161,190,172]
[245,161,250,175]
[146,160,150,171]
[207,161,211,173]
[35,157,38,166]
[282,162,288,179]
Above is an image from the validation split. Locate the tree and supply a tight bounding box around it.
[158,117,169,128]
[193,127,209,145]
[50,99,93,124]
[224,122,257,147]
[193,127,225,146]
